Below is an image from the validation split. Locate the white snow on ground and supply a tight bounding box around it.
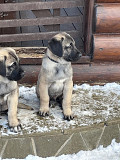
[0,82,120,135]
[2,139,120,160]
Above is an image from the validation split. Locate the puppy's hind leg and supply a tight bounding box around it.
[7,88,21,132]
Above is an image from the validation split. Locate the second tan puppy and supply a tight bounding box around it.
[0,48,24,132]
[36,32,82,120]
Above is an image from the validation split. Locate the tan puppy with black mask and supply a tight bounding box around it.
[0,48,24,132]
[36,32,82,120]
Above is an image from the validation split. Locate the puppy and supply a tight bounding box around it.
[0,48,24,132]
[36,32,82,120]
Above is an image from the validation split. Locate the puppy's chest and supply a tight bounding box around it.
[0,81,17,96]
[53,65,71,80]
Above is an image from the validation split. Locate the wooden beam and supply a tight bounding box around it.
[93,34,120,62]
[0,30,80,43]
[0,16,81,28]
[96,0,120,3]
[19,63,120,84]
[95,3,120,33]
[0,1,83,12]
[84,0,95,55]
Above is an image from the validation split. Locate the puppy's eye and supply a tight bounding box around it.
[12,62,17,66]
[8,62,17,70]
[11,62,17,67]
[65,44,72,50]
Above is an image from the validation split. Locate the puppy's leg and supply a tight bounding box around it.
[39,82,50,116]
[7,88,21,132]
[62,80,73,121]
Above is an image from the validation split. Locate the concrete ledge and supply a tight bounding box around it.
[0,120,120,159]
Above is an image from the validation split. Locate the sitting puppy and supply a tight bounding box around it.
[36,32,82,120]
[0,48,24,132]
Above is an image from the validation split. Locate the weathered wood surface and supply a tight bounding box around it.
[0,1,83,12]
[0,16,81,28]
[96,0,120,2]
[93,34,120,62]
[95,3,120,33]
[19,63,120,84]
[0,31,80,43]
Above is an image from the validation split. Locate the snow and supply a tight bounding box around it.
[0,82,120,135]
[2,139,120,160]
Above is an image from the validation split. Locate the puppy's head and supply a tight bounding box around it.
[48,32,82,62]
[0,48,24,81]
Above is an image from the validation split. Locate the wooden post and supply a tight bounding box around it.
[84,0,95,55]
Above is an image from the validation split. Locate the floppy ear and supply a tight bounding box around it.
[48,38,63,57]
[0,56,6,77]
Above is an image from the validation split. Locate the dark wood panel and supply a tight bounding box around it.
[19,63,120,84]
[96,3,120,33]
[84,0,95,55]
[19,0,43,47]
[0,16,81,28]
[19,10,43,47]
[93,34,120,62]
[0,30,80,43]
[96,0,120,2]
[0,1,83,12]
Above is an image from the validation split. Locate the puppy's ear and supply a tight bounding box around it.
[0,56,6,77]
[48,38,63,57]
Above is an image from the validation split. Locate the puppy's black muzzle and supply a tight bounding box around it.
[7,67,24,81]
[65,49,82,62]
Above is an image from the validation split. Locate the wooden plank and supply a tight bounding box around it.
[0,30,80,42]
[0,0,4,39]
[0,16,82,28]
[96,3,120,33]
[0,1,83,12]
[93,34,120,62]
[19,63,120,84]
[84,0,95,55]
[96,0,120,3]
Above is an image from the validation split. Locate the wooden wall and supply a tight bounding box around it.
[93,0,120,62]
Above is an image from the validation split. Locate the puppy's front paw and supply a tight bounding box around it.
[64,115,74,121]
[10,124,22,133]
[9,119,22,133]
[39,107,49,117]
[63,109,74,121]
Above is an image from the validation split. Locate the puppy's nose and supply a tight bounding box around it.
[19,68,24,78]
[21,71,24,78]
[78,52,82,57]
